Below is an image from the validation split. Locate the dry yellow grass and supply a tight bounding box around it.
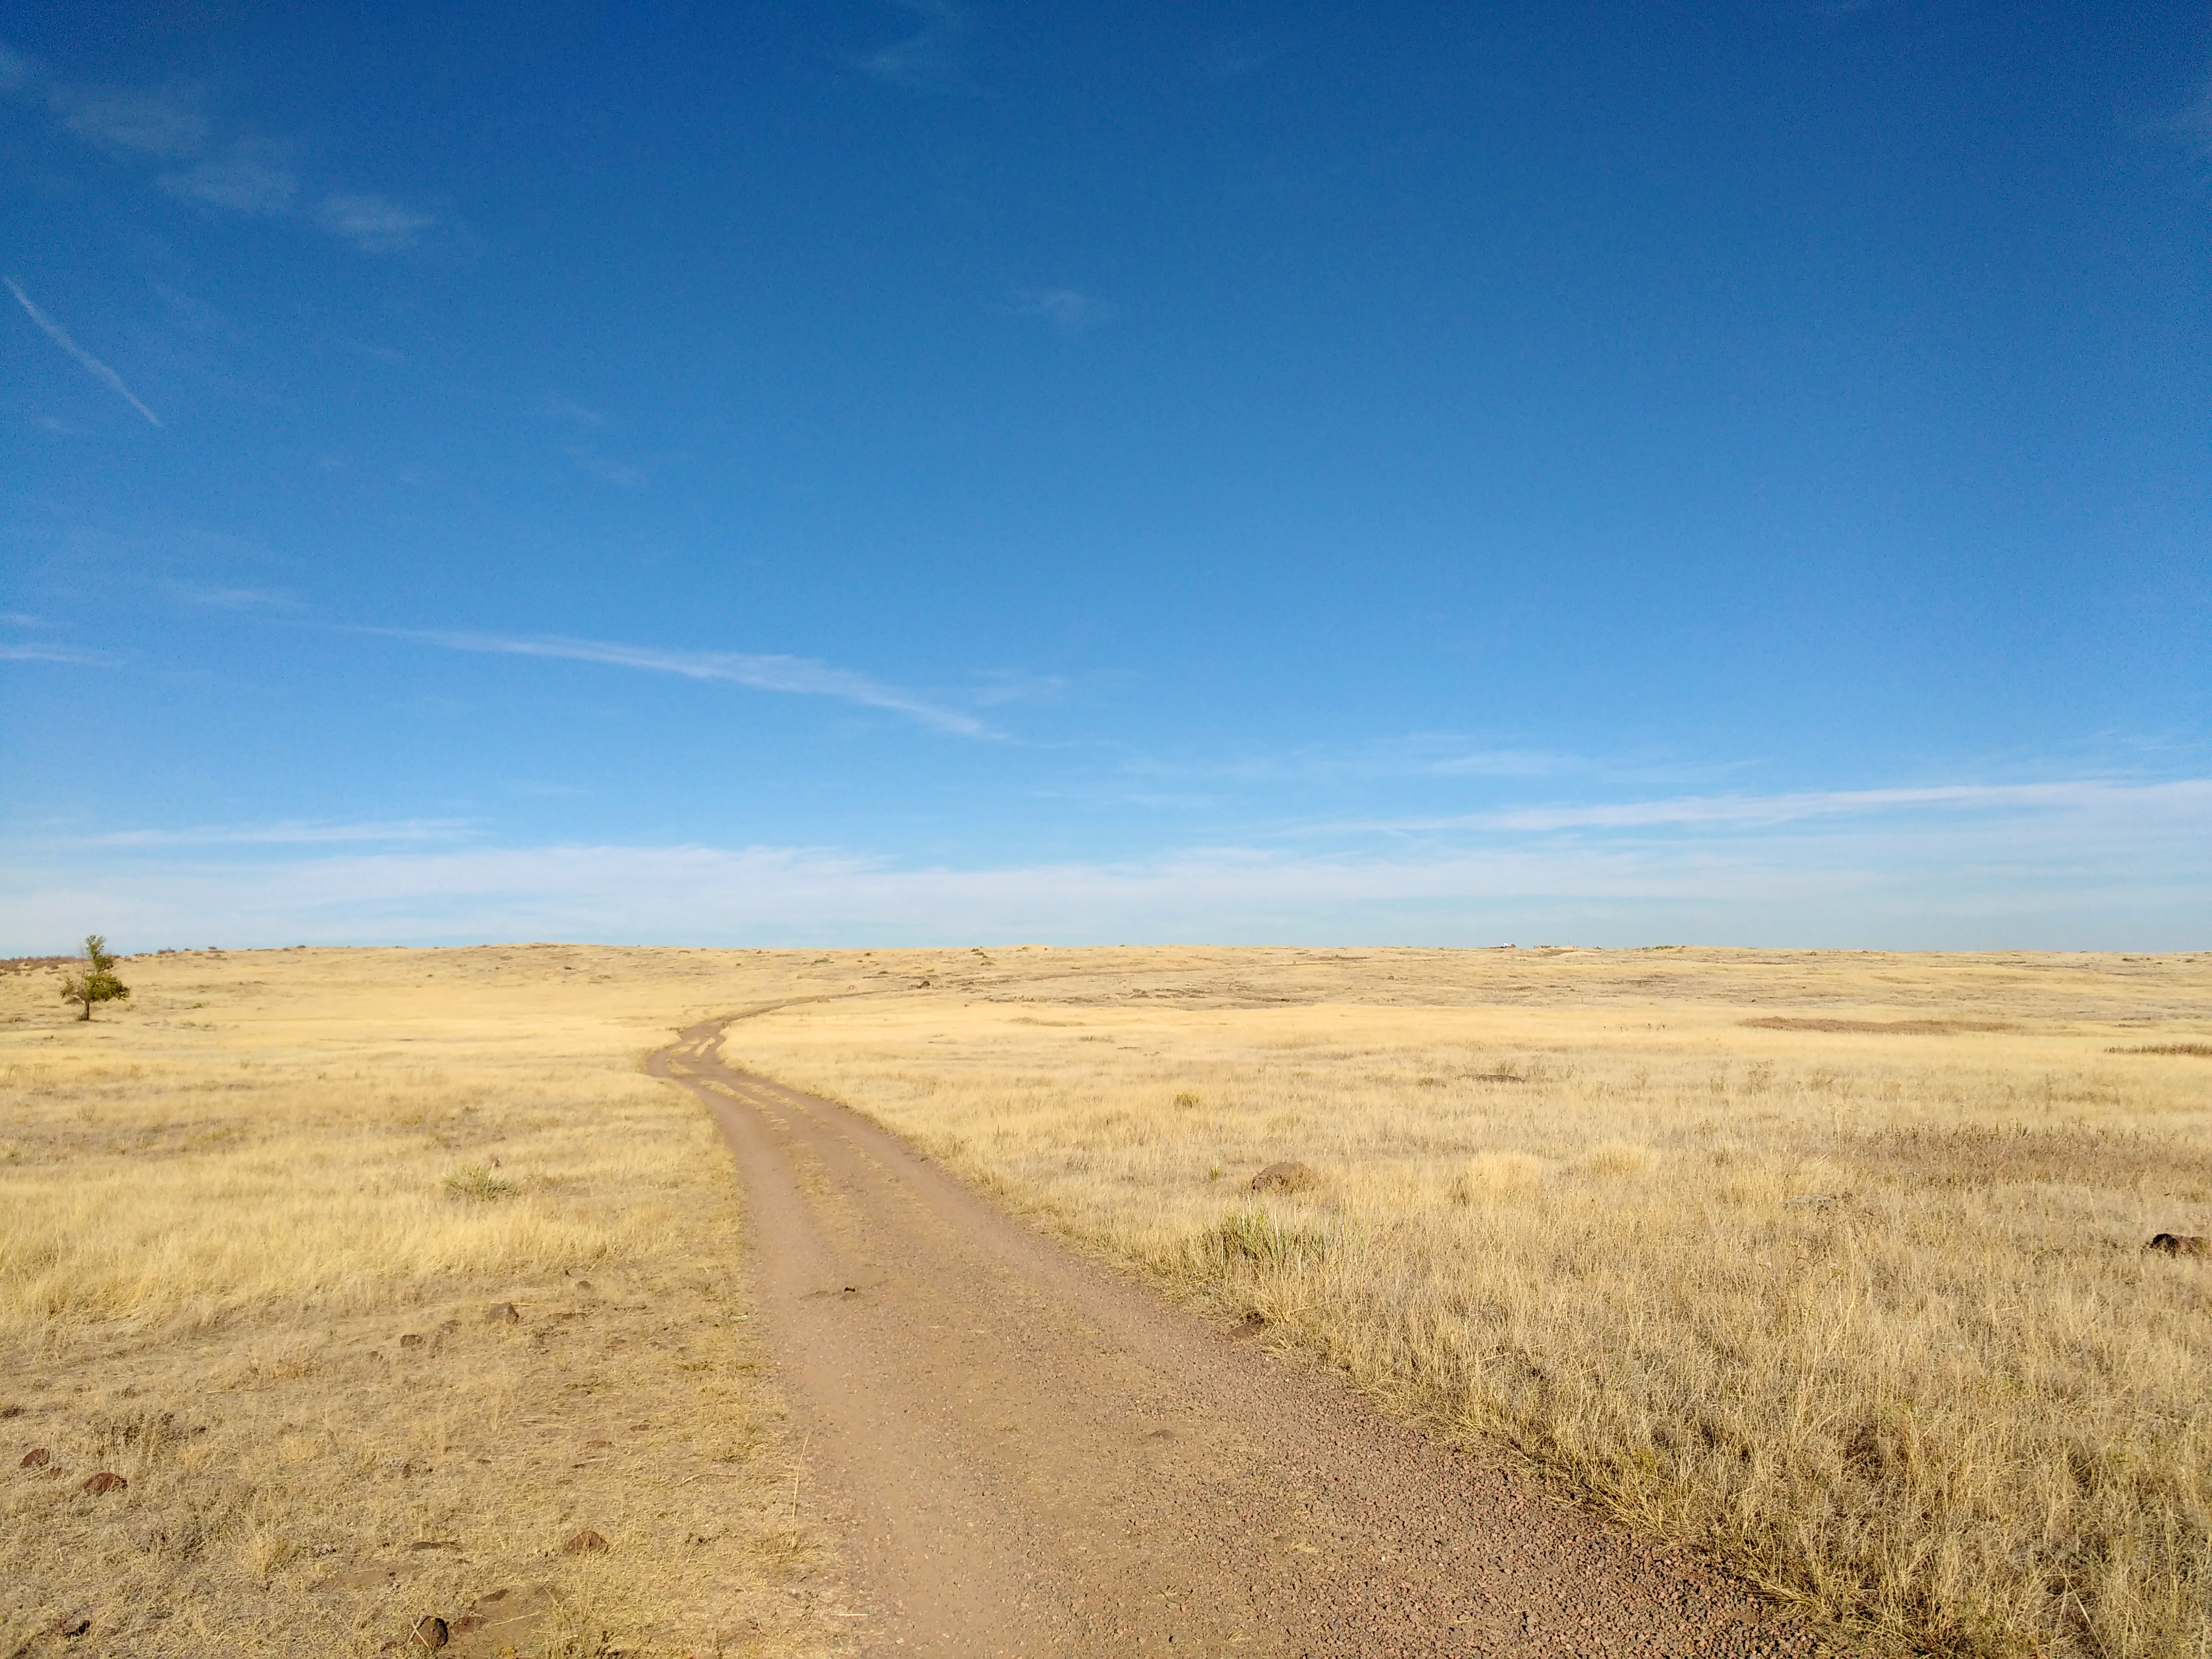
[10,941,2208,1657]
[0,945,877,1658]
[723,945,2212,1659]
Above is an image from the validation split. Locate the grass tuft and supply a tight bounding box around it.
[1204,1208,1327,1268]
[440,1160,516,1202]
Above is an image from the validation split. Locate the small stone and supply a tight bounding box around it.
[399,1333,425,1348]
[412,1614,449,1651]
[82,1471,125,1495]
[1250,1160,1318,1194]
[2149,1233,2209,1257]
[562,1528,608,1555]
[21,1447,49,1468]
[486,1303,520,1324]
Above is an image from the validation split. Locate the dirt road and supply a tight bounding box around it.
[653,1015,1825,1658]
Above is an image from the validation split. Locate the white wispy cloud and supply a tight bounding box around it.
[151,283,238,339]
[317,194,435,254]
[174,585,305,612]
[52,81,207,156]
[865,0,968,90]
[2165,68,2212,162]
[543,395,605,428]
[1308,780,2212,837]
[1208,36,1283,79]
[1019,288,1115,333]
[0,49,434,258]
[0,42,35,94]
[1413,747,1586,780]
[4,773,2206,950]
[0,642,117,666]
[91,819,475,849]
[389,630,992,736]
[6,277,163,428]
[160,138,298,215]
[566,446,646,489]
[1124,738,1587,790]
[967,668,1068,708]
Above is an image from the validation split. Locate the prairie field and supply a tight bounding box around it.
[0,945,870,1659]
[724,945,2212,1659]
[6,943,2209,1659]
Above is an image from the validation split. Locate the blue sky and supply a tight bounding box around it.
[3,1,2208,949]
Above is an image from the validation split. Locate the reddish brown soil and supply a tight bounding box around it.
[654,1016,1834,1658]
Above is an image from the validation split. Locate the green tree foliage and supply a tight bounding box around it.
[58,934,130,1023]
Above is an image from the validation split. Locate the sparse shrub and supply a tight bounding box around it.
[442,1161,515,1202]
[1173,1091,1201,1108]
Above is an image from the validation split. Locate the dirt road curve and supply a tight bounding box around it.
[652,1016,1825,1658]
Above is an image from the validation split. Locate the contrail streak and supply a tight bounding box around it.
[5,276,163,428]
[387,628,994,736]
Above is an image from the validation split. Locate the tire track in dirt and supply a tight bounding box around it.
[651,1016,1829,1658]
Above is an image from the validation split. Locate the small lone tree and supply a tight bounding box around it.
[59,934,130,1022]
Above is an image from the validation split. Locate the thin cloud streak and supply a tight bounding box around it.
[161,139,299,215]
[7,776,2206,950]
[53,82,207,156]
[5,277,163,427]
[0,642,117,666]
[175,586,306,613]
[392,630,992,736]
[566,446,647,489]
[1,47,434,257]
[92,819,476,849]
[2159,66,2212,162]
[864,0,967,91]
[1019,287,1115,333]
[1311,780,2212,837]
[317,194,434,254]
[1123,738,1586,789]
